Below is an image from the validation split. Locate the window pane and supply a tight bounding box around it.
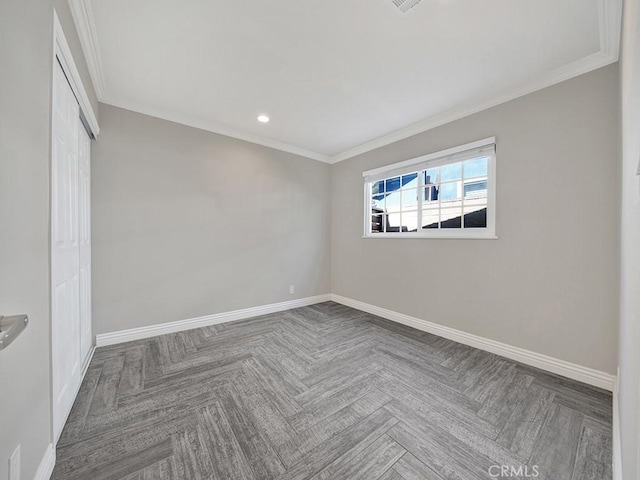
[371,195,384,210]
[371,214,384,233]
[422,185,439,204]
[385,176,401,193]
[463,180,487,200]
[402,173,419,188]
[386,212,401,232]
[385,190,401,212]
[441,162,462,182]
[439,182,460,202]
[424,167,439,185]
[402,210,418,232]
[422,209,439,229]
[372,180,384,195]
[440,207,462,229]
[401,189,418,209]
[464,157,488,178]
[463,206,487,228]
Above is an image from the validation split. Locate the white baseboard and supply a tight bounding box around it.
[33,443,55,480]
[331,294,616,391]
[612,371,623,480]
[94,292,614,391]
[95,294,332,347]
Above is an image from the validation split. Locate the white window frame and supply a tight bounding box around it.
[362,137,497,239]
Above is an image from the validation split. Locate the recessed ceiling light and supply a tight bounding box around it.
[257,114,270,123]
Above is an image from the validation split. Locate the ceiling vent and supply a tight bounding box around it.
[392,0,422,13]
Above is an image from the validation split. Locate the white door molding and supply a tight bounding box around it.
[53,10,100,138]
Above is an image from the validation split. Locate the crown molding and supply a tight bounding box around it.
[100,96,331,162]
[69,0,621,165]
[327,0,622,164]
[68,0,107,99]
[327,54,618,164]
[68,0,330,162]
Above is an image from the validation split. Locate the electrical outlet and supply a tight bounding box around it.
[9,444,20,480]
[289,285,294,295]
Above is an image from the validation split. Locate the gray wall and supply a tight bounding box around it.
[331,64,620,374]
[0,1,98,478]
[92,105,331,336]
[0,2,53,477]
[618,0,640,477]
[0,1,54,479]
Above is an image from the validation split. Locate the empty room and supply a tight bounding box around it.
[2,0,640,479]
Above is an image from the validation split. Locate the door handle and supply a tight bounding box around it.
[0,315,29,351]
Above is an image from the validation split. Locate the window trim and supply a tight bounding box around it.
[362,138,497,239]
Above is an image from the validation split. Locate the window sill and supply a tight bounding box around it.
[362,233,498,240]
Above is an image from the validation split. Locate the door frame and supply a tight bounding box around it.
[53,12,99,137]
[51,10,99,444]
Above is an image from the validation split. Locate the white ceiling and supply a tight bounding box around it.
[69,0,621,163]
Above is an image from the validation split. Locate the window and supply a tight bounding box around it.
[363,138,496,238]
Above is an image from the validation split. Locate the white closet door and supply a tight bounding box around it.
[52,60,83,441]
[78,123,92,362]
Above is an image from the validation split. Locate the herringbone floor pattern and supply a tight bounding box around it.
[53,302,612,480]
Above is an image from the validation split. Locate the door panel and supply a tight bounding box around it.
[52,59,87,441]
